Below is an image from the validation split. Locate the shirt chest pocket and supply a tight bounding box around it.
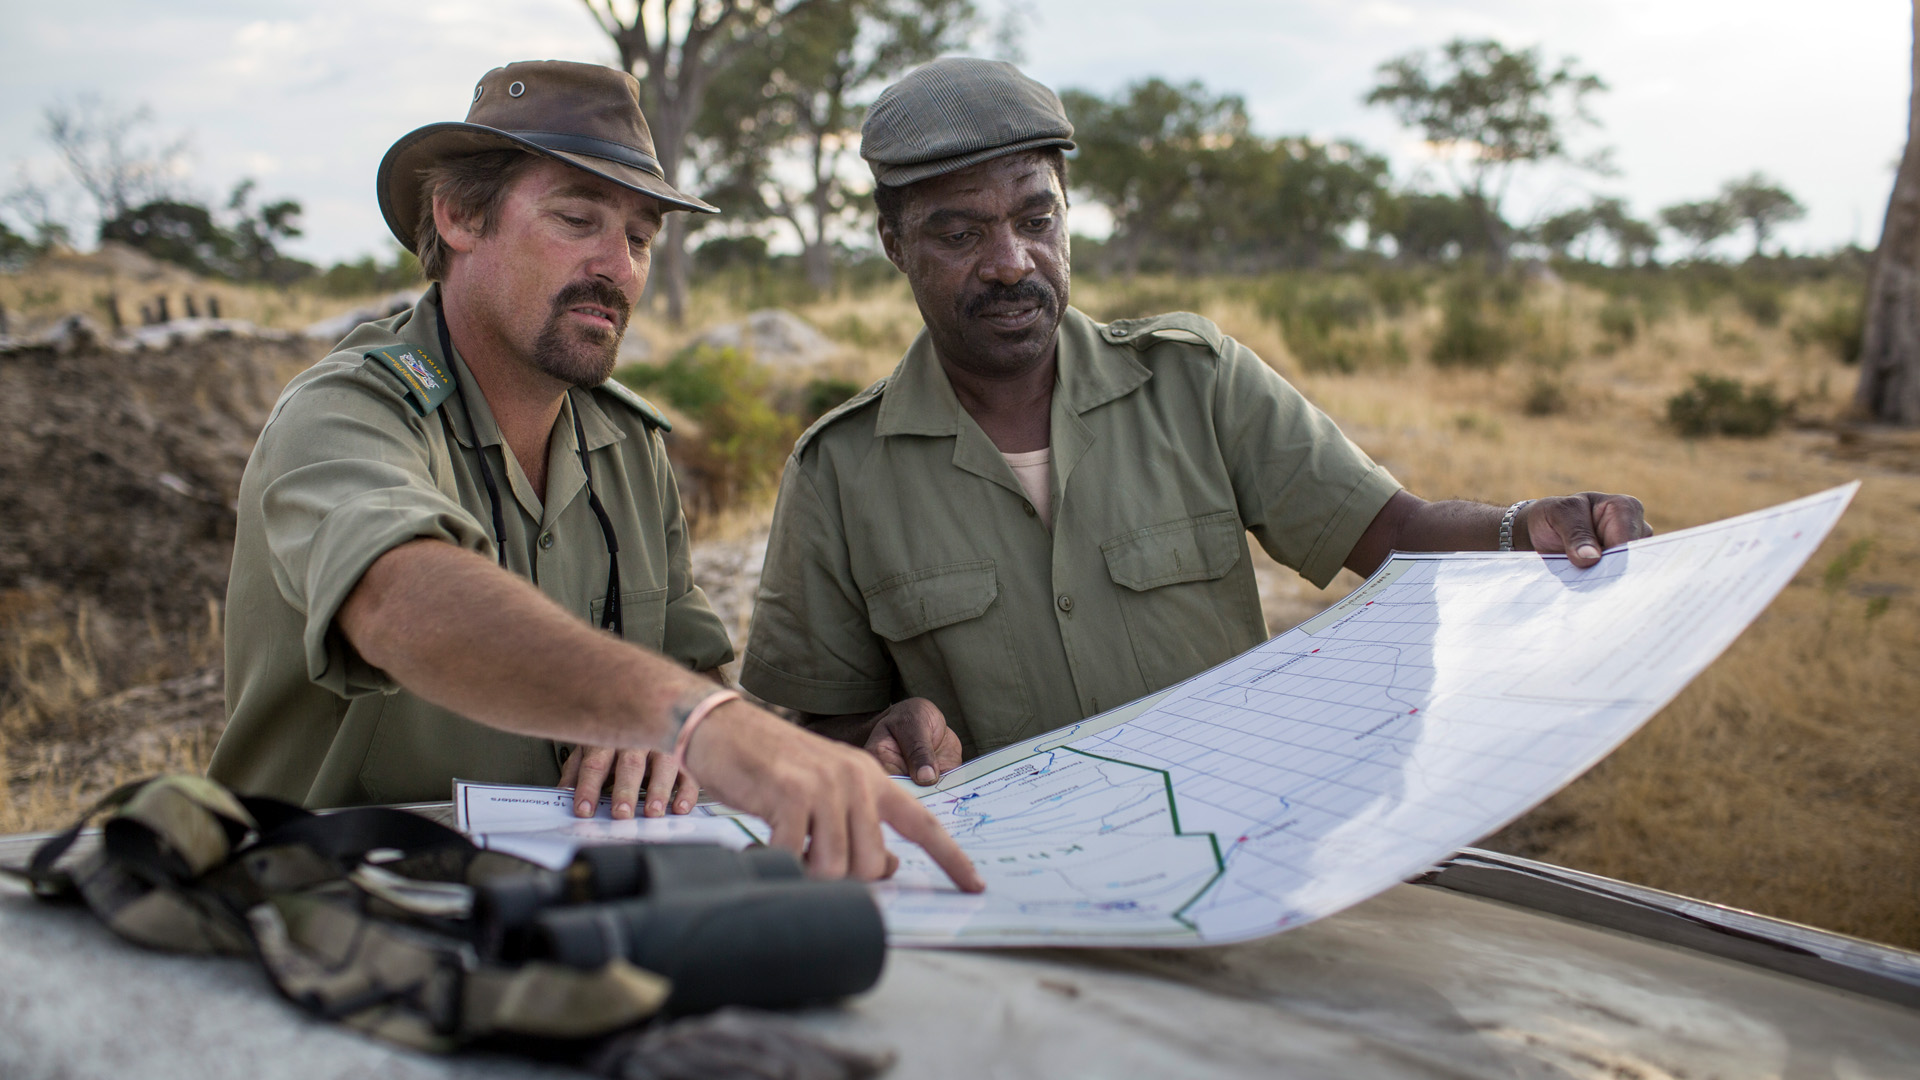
[862,560,1034,750]
[592,585,669,649]
[1101,510,1243,591]
[1100,510,1258,691]
[864,561,998,641]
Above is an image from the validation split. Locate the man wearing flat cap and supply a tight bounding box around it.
[741,57,1652,782]
[209,60,980,892]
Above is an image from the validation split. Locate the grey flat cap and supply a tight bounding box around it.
[861,58,1074,188]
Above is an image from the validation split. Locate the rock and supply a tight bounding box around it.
[617,331,653,364]
[126,318,283,351]
[690,309,841,369]
[29,313,105,354]
[303,290,424,343]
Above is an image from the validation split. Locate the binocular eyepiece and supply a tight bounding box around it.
[473,844,886,1015]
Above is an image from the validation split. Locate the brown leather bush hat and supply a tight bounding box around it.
[378,59,717,252]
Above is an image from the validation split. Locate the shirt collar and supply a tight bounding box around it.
[873,306,1150,438]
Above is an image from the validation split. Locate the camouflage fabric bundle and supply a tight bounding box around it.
[3,775,892,1079]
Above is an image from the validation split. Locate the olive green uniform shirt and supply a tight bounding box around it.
[741,307,1400,758]
[209,288,733,807]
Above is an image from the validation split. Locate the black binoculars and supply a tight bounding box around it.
[473,843,886,1015]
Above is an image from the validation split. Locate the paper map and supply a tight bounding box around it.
[459,484,1856,948]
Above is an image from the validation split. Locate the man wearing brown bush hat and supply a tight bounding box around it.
[210,59,980,892]
[742,57,1652,783]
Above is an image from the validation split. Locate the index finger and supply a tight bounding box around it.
[570,747,616,817]
[877,784,983,893]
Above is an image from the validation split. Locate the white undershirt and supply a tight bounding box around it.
[1002,447,1053,529]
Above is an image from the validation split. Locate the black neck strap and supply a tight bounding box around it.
[572,404,623,637]
[438,307,508,569]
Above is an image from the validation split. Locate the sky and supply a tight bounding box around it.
[0,0,1910,264]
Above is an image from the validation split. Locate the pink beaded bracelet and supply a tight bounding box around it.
[671,689,741,768]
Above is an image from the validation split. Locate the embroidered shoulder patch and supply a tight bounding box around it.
[367,346,456,416]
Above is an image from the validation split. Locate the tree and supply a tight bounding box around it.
[43,96,189,228]
[1228,137,1390,269]
[1376,191,1501,263]
[224,179,309,284]
[583,0,823,325]
[1856,0,1920,424]
[1534,204,1597,260]
[0,167,74,253]
[1365,38,1607,263]
[1720,173,1805,258]
[1062,78,1252,274]
[1588,197,1658,268]
[694,0,975,294]
[95,179,310,284]
[1659,197,1737,259]
[98,199,229,275]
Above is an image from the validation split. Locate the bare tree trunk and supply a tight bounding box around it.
[802,135,835,294]
[1856,0,1920,424]
[585,0,770,327]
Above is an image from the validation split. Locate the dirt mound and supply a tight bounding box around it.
[0,329,312,695]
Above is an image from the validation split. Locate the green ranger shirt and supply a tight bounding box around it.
[741,307,1400,758]
[208,287,733,807]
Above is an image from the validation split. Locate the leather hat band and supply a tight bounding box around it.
[510,131,664,180]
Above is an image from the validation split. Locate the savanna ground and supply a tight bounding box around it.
[2,248,1915,950]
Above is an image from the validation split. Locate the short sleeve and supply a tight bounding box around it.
[740,457,894,715]
[253,361,494,697]
[651,428,736,672]
[1215,340,1401,588]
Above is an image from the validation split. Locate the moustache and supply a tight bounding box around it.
[550,280,633,331]
[963,279,1055,319]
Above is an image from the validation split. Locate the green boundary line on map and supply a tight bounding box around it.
[1058,747,1227,931]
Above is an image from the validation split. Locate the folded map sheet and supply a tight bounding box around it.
[458,484,1856,948]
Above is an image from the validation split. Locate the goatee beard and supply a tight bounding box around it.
[533,280,631,388]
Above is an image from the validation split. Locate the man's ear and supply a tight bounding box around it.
[877,215,907,274]
[433,192,483,256]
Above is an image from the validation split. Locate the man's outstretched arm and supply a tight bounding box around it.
[338,538,983,892]
[1345,490,1652,577]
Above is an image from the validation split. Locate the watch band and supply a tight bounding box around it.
[1499,500,1534,552]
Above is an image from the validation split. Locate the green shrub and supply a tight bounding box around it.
[1736,284,1784,327]
[1792,294,1864,364]
[1596,299,1638,345]
[618,346,800,513]
[1363,269,1425,316]
[1430,274,1512,369]
[1256,278,1406,374]
[1665,374,1786,437]
[1522,374,1569,416]
[801,376,863,422]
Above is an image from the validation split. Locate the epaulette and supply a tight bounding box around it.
[366,345,455,417]
[792,376,888,457]
[594,379,673,432]
[1098,311,1226,355]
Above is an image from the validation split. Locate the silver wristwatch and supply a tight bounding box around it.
[1499,500,1534,552]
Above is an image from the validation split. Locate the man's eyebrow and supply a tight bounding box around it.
[920,193,1062,230]
[1013,191,1063,215]
[548,182,663,224]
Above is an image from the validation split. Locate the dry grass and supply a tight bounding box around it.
[1070,272,1919,947]
[0,244,379,338]
[5,263,1914,952]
